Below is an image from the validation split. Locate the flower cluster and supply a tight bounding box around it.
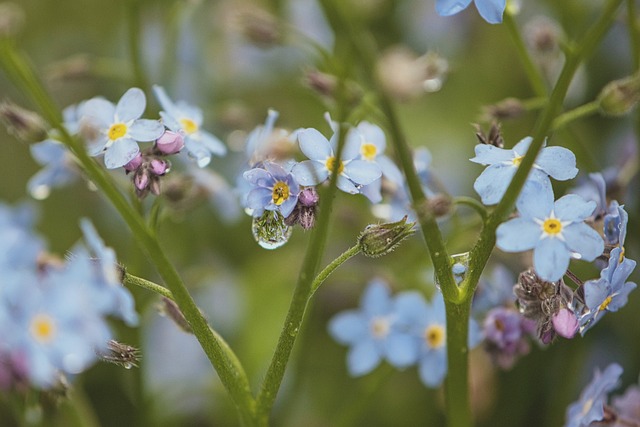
[328,279,482,387]
[0,203,137,390]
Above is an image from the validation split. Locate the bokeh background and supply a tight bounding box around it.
[1,0,639,426]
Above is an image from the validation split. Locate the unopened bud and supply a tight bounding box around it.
[303,69,338,98]
[598,74,640,116]
[473,122,504,147]
[428,194,452,218]
[0,100,47,142]
[480,98,525,122]
[236,8,281,48]
[552,308,578,339]
[124,152,143,172]
[0,3,25,38]
[134,171,150,192]
[358,216,415,258]
[155,130,184,155]
[149,158,169,175]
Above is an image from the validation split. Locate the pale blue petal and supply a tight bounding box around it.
[264,162,288,181]
[563,223,604,261]
[536,146,578,181]
[343,129,364,160]
[610,255,636,290]
[344,160,382,185]
[153,85,179,118]
[183,138,211,167]
[82,98,115,128]
[473,165,516,205]
[176,100,203,126]
[347,340,382,376]
[496,218,540,252]
[470,144,512,165]
[298,128,332,160]
[359,179,383,203]
[104,139,140,169]
[584,279,611,310]
[385,334,419,368]
[554,195,596,222]
[362,280,392,316]
[27,166,74,197]
[159,111,181,132]
[197,130,227,156]
[511,137,533,156]
[129,119,165,141]
[30,140,66,164]
[431,294,446,322]
[418,350,447,387]
[358,121,386,152]
[608,282,636,312]
[292,160,328,185]
[328,311,368,344]
[394,291,429,327]
[436,0,472,16]
[378,155,403,184]
[279,195,298,218]
[87,136,108,156]
[475,0,506,24]
[244,168,272,187]
[534,238,570,282]
[337,176,359,194]
[246,188,273,211]
[116,87,145,122]
[515,180,554,219]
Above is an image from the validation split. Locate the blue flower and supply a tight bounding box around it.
[603,201,629,247]
[579,247,637,334]
[436,0,507,24]
[394,291,482,388]
[483,307,535,369]
[496,183,604,282]
[565,363,623,427]
[292,127,381,195]
[81,88,165,169]
[0,202,43,271]
[153,85,226,167]
[27,139,77,200]
[328,279,418,376]
[570,172,607,220]
[344,122,403,203]
[472,264,515,315]
[470,137,578,205]
[244,162,300,218]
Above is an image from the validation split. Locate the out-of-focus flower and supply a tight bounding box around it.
[153,85,226,167]
[565,363,623,427]
[435,0,506,24]
[482,307,535,369]
[328,279,417,376]
[603,202,628,248]
[612,385,640,423]
[27,140,77,200]
[81,88,164,169]
[496,183,604,282]
[470,136,578,206]
[472,264,515,315]
[0,100,47,142]
[597,73,640,116]
[244,161,300,218]
[292,127,381,195]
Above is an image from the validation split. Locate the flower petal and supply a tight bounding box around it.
[515,179,554,220]
[104,139,140,169]
[536,146,578,181]
[292,160,328,185]
[384,334,419,368]
[473,165,516,205]
[534,238,571,282]
[343,160,382,186]
[362,280,392,316]
[435,0,473,16]
[246,188,273,212]
[418,349,447,387]
[554,195,596,222]
[347,340,381,376]
[474,0,506,24]
[496,218,540,252]
[82,97,115,128]
[197,130,227,156]
[470,144,513,165]
[328,311,367,344]
[298,128,332,160]
[378,155,404,184]
[116,88,146,123]
[562,222,604,261]
[129,119,165,141]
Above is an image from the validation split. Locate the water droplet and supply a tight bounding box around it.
[123,363,133,370]
[252,213,292,250]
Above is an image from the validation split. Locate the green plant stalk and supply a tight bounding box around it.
[443,297,472,427]
[255,85,350,423]
[453,196,488,221]
[310,244,361,296]
[628,0,640,70]
[552,100,600,130]
[126,0,149,92]
[503,11,549,97]
[0,42,257,423]
[124,272,174,300]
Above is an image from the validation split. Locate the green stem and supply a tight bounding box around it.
[443,298,472,427]
[126,0,149,91]
[0,42,256,422]
[503,11,549,97]
[124,272,174,300]
[628,0,640,70]
[453,196,488,221]
[310,245,360,295]
[551,100,600,130]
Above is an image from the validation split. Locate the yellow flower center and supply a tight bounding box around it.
[108,123,128,141]
[581,398,593,416]
[370,317,390,339]
[424,324,446,349]
[598,296,613,312]
[325,156,344,174]
[543,218,562,235]
[619,247,626,263]
[179,118,199,134]
[361,143,378,161]
[512,155,523,166]
[272,181,290,206]
[30,313,56,344]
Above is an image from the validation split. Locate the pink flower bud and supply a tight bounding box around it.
[123,152,143,171]
[134,171,150,191]
[155,131,184,155]
[149,159,169,175]
[552,308,579,339]
[298,187,319,206]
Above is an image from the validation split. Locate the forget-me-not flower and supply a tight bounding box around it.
[496,182,604,282]
[328,279,417,376]
[292,127,381,195]
[565,363,623,427]
[470,137,578,205]
[436,0,507,24]
[603,201,629,247]
[153,85,226,167]
[28,140,77,200]
[244,162,300,218]
[579,247,637,334]
[81,88,164,169]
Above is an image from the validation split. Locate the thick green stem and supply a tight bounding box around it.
[443,298,472,427]
[0,42,256,421]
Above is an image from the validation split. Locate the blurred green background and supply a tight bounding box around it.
[1,0,639,426]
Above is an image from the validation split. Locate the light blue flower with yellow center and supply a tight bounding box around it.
[82,88,164,169]
[292,127,381,195]
[153,85,226,168]
[565,363,622,427]
[436,0,506,24]
[496,183,604,282]
[470,137,578,205]
[244,162,300,218]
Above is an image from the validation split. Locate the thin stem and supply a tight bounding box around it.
[124,272,174,300]
[628,0,640,70]
[552,100,600,130]
[453,196,488,221]
[564,269,584,287]
[310,245,361,295]
[126,0,149,91]
[503,11,549,97]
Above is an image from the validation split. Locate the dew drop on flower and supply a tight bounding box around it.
[251,214,292,250]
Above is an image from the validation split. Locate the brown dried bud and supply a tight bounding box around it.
[480,98,526,122]
[96,340,141,369]
[158,297,193,334]
[236,8,281,48]
[0,100,47,142]
[473,122,504,148]
[598,74,640,116]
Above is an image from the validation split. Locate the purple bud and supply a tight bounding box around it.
[150,159,169,175]
[134,171,150,191]
[552,308,579,339]
[298,187,319,206]
[155,130,184,154]
[124,152,143,171]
